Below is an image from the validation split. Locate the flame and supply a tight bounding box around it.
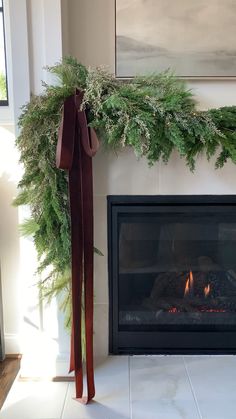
[169,307,178,313]
[189,270,194,290]
[204,284,211,298]
[184,271,194,297]
[184,278,190,297]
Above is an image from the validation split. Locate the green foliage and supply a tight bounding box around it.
[0,72,7,100]
[208,107,236,168]
[83,67,236,171]
[14,57,236,326]
[18,218,40,237]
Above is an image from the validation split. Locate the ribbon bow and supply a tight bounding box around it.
[56,90,99,404]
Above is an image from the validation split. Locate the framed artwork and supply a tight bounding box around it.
[115,0,236,78]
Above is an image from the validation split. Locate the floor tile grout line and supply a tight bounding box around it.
[60,382,70,419]
[128,356,133,419]
[183,357,203,419]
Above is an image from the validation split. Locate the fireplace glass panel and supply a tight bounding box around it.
[118,211,236,331]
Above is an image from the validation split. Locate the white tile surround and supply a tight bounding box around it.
[93,147,158,358]
[92,146,236,359]
[1,355,236,419]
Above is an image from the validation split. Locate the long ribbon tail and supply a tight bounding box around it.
[74,94,98,404]
[68,116,84,399]
[69,323,74,373]
[56,94,83,394]
[81,138,95,403]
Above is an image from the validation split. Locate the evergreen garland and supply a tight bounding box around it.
[14,57,236,326]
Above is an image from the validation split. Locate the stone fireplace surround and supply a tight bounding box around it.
[92,146,236,360]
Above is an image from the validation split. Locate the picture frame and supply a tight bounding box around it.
[115,0,236,79]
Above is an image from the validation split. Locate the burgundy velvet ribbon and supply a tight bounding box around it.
[56,90,99,404]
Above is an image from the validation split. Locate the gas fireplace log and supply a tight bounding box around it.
[146,269,236,310]
[148,270,219,302]
[226,270,236,289]
[143,296,235,312]
[149,272,186,300]
[143,298,194,312]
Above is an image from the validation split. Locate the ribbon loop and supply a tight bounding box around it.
[56,95,76,170]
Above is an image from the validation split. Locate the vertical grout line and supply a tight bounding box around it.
[128,356,133,419]
[183,357,203,419]
[60,382,70,419]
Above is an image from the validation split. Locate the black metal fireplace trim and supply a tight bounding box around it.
[107,195,236,355]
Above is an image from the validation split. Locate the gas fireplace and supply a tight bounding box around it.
[108,196,236,354]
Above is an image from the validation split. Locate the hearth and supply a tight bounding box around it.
[108,196,236,354]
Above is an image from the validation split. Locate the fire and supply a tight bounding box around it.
[184,271,194,297]
[200,309,226,313]
[184,272,212,299]
[184,278,190,297]
[169,307,179,313]
[204,284,211,298]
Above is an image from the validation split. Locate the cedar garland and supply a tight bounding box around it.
[14,57,236,324]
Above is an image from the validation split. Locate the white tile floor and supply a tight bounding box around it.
[1,355,236,419]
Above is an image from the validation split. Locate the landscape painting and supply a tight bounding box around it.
[116,0,236,78]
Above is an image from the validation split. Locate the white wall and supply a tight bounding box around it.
[63,0,236,358]
[19,0,71,375]
[27,0,63,94]
[0,0,30,354]
[0,0,71,374]
[65,0,236,108]
[0,125,22,353]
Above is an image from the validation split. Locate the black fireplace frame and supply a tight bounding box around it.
[108,195,236,355]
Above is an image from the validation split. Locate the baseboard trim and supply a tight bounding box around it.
[5,354,22,359]
[4,334,21,354]
[19,376,74,382]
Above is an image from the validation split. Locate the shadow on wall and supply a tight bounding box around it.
[0,125,22,352]
[0,126,70,366]
[0,126,21,352]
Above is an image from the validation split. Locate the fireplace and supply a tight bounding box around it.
[108,196,236,354]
